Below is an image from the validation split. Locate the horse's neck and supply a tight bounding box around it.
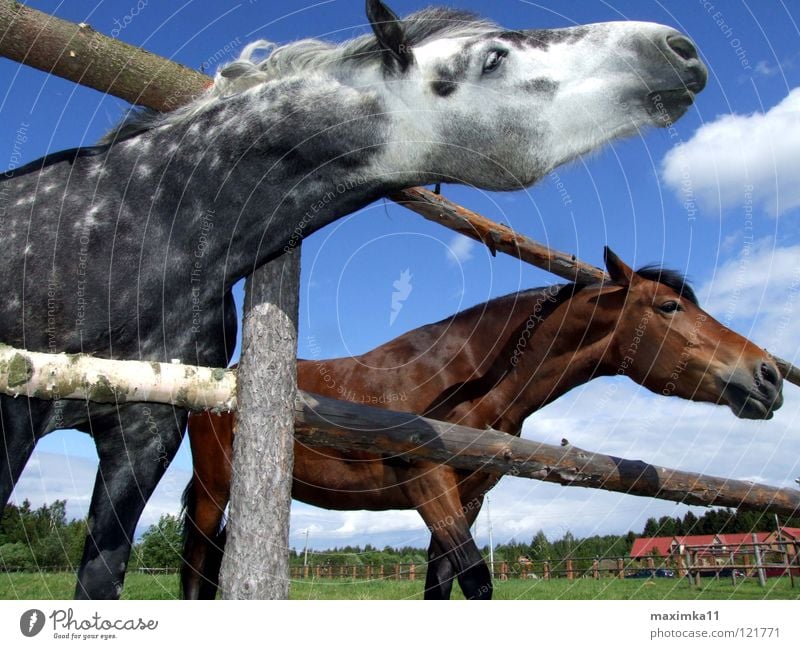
[414,289,568,426]
[463,290,617,433]
[138,75,421,291]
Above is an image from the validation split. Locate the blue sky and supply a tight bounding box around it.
[2,0,800,551]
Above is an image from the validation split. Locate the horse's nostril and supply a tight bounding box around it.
[760,362,780,388]
[664,34,707,93]
[666,34,698,62]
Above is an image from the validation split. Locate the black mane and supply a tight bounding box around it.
[636,265,698,305]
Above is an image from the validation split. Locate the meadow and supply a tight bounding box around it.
[1,572,798,600]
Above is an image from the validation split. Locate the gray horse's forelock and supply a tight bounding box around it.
[100,8,497,144]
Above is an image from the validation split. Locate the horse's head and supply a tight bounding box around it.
[365,1,707,189]
[603,248,783,420]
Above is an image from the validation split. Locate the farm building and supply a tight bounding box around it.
[631,528,800,568]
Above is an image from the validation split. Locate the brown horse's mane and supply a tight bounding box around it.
[635,265,698,304]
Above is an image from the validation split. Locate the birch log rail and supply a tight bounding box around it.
[0,343,238,411]
[1,1,798,386]
[1,346,798,517]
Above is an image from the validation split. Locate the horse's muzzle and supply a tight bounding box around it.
[720,363,784,420]
[644,30,708,123]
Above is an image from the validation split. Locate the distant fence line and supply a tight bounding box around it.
[8,540,799,588]
[289,540,800,587]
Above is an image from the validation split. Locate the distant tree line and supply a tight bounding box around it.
[2,500,799,573]
[288,544,428,568]
[0,501,184,572]
[640,508,800,538]
[489,530,637,567]
[0,500,85,571]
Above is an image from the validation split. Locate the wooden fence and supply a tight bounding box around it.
[680,540,800,587]
[291,541,800,586]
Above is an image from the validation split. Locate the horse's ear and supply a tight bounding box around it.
[604,247,634,286]
[366,0,414,73]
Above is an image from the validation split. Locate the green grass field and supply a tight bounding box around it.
[2,572,799,600]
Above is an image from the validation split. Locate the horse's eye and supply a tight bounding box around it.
[659,300,682,314]
[482,48,508,74]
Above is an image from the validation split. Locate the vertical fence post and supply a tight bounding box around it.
[752,534,767,587]
[675,553,685,578]
[500,562,508,581]
[780,538,795,588]
[617,558,624,580]
[685,551,699,587]
[543,561,550,581]
[566,559,574,581]
[592,558,599,580]
[409,563,416,581]
[219,250,300,599]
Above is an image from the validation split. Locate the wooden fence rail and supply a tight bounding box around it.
[295,392,800,517]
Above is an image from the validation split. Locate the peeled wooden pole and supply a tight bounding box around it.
[1,2,798,386]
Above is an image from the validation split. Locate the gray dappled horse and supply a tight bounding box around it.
[0,1,706,598]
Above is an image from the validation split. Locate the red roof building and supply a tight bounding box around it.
[631,528,797,560]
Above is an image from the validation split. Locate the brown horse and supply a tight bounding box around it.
[181,249,783,600]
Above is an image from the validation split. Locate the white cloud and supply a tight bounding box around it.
[11,449,191,537]
[662,88,800,216]
[754,53,800,78]
[697,239,800,359]
[445,233,475,265]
